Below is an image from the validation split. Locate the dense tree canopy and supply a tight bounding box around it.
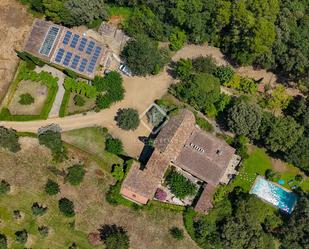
[265,116,304,153]
[0,127,20,153]
[115,108,140,130]
[38,129,67,162]
[285,136,309,173]
[0,233,7,249]
[121,36,169,76]
[227,101,262,139]
[116,0,308,81]
[172,73,221,115]
[277,195,309,249]
[99,224,130,249]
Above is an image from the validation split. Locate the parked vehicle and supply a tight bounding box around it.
[119,63,133,77]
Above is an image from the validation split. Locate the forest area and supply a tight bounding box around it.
[20,0,308,88]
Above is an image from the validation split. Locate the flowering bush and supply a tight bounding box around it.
[155,188,167,201]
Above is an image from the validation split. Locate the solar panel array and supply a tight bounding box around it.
[40,26,60,56]
[54,30,103,75]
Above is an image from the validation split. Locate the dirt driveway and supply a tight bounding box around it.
[0,72,173,157]
[0,42,301,157]
[0,0,33,103]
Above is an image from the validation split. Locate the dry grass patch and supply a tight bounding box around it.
[67,93,96,115]
[0,0,33,103]
[0,137,198,249]
[8,80,48,115]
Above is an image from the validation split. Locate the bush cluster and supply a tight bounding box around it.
[165,170,197,199]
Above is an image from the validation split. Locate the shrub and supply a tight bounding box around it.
[170,227,184,240]
[99,224,130,249]
[15,230,28,244]
[196,116,214,132]
[38,226,49,237]
[165,170,197,199]
[115,108,140,131]
[0,126,21,152]
[214,66,234,84]
[31,202,48,216]
[192,56,217,74]
[66,164,86,186]
[105,137,123,155]
[154,188,167,201]
[63,77,97,98]
[232,135,249,159]
[174,59,193,80]
[169,30,187,51]
[93,72,125,109]
[0,233,7,249]
[13,210,22,220]
[111,164,124,181]
[38,129,67,162]
[19,93,34,105]
[58,198,75,217]
[73,95,85,106]
[265,169,276,180]
[45,179,60,195]
[0,180,10,195]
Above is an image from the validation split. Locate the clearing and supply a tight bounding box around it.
[0,0,33,103]
[0,136,198,249]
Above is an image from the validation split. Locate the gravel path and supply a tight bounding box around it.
[35,65,66,118]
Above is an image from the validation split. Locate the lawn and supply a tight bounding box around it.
[0,136,199,249]
[62,127,123,172]
[231,147,309,192]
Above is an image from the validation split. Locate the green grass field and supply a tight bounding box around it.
[62,127,123,172]
[232,147,309,192]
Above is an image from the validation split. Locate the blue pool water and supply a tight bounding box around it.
[250,176,298,214]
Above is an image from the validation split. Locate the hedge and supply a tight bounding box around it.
[0,63,58,121]
[147,200,185,212]
[183,208,198,241]
[59,90,70,117]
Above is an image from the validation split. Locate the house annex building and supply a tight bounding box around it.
[23,19,108,79]
[121,110,241,214]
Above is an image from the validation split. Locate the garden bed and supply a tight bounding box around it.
[0,62,58,121]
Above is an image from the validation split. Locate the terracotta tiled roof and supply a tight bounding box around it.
[154,109,195,161]
[121,151,169,199]
[175,128,236,185]
[194,183,216,214]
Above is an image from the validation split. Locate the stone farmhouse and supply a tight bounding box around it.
[121,109,241,214]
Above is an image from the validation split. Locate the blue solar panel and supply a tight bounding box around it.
[86,41,95,54]
[79,58,88,72]
[87,55,99,73]
[70,34,80,48]
[70,55,81,70]
[63,31,72,45]
[63,52,73,66]
[55,48,65,63]
[78,38,87,52]
[94,46,102,56]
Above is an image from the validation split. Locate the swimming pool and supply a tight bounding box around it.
[250,176,298,214]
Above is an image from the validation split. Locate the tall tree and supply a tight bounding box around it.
[265,116,304,153]
[64,0,108,26]
[227,101,262,139]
